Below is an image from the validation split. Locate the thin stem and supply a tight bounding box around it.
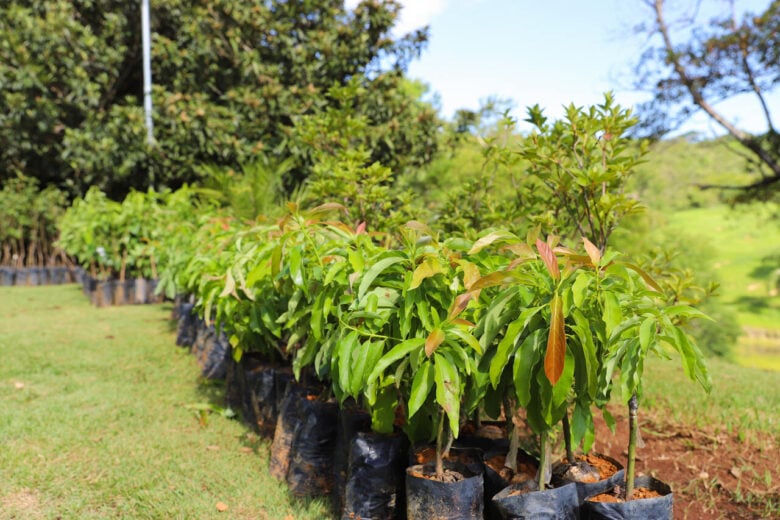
[626,393,639,501]
[538,430,550,491]
[562,411,575,464]
[435,409,446,478]
[503,396,518,472]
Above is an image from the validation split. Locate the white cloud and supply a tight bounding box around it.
[344,0,449,35]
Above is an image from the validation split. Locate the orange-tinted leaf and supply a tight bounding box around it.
[503,242,535,259]
[425,328,446,357]
[582,237,602,266]
[536,239,560,280]
[304,202,346,220]
[622,262,664,292]
[468,230,517,255]
[450,318,475,327]
[410,257,442,289]
[470,271,517,290]
[448,291,474,321]
[544,293,566,385]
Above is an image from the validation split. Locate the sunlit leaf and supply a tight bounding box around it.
[468,230,518,255]
[410,257,442,289]
[447,291,475,321]
[582,236,601,266]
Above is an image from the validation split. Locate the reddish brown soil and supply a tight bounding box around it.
[588,405,779,519]
[589,486,663,503]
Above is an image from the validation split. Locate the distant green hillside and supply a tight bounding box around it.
[631,136,754,211]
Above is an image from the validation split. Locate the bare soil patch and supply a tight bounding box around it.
[591,406,779,519]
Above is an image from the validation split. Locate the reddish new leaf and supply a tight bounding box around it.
[425,327,446,357]
[536,239,560,280]
[544,293,566,385]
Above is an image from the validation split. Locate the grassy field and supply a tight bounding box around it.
[666,204,780,370]
[0,285,329,519]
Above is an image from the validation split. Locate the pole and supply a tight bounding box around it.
[141,0,154,145]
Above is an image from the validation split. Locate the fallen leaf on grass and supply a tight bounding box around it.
[730,467,742,479]
[14,382,24,389]
[284,516,294,520]
[216,502,228,512]
[239,446,254,454]
[207,445,220,451]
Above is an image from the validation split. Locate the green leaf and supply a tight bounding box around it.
[489,320,523,387]
[408,361,434,418]
[446,326,482,355]
[288,247,304,288]
[513,330,544,406]
[664,305,713,321]
[358,255,405,300]
[571,272,590,308]
[367,337,425,383]
[370,385,397,434]
[434,352,461,438]
[603,291,622,337]
[351,340,384,397]
[639,316,656,353]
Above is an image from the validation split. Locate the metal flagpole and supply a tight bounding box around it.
[141,0,154,144]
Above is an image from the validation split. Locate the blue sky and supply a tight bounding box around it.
[349,0,779,136]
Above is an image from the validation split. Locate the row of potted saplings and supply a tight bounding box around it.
[73,267,164,307]
[0,263,74,287]
[166,229,706,519]
[172,296,664,520]
[0,247,73,287]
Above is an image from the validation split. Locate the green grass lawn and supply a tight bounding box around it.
[667,204,780,369]
[0,285,329,519]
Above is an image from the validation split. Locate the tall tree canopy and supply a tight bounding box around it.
[633,0,780,201]
[0,0,439,199]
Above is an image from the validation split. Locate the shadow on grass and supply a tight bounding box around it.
[734,295,772,313]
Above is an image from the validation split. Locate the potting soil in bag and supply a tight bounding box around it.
[492,480,579,520]
[342,431,407,520]
[269,384,307,481]
[175,303,197,347]
[582,475,673,520]
[332,407,372,514]
[552,452,625,505]
[406,461,484,520]
[286,396,339,497]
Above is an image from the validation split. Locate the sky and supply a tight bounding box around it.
[348,0,779,137]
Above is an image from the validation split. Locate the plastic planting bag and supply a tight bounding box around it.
[342,431,408,520]
[286,395,340,497]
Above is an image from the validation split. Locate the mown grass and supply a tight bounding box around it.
[0,285,329,519]
[667,203,780,369]
[641,356,779,440]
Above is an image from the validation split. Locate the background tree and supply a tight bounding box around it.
[0,0,439,199]
[633,0,780,201]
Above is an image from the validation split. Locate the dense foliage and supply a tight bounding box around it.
[0,176,68,268]
[0,0,439,199]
